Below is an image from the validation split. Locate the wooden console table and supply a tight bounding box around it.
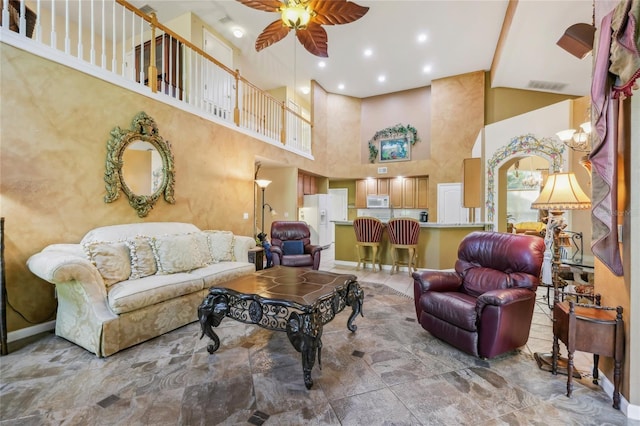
[552,300,624,409]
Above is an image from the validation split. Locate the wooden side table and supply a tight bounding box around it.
[552,300,624,409]
[248,247,264,271]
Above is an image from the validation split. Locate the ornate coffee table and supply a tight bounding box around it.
[197,266,363,389]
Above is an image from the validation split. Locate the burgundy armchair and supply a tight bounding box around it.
[413,231,545,358]
[270,221,322,270]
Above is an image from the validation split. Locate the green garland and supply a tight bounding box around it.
[367,123,420,163]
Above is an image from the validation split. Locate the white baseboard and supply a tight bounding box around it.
[598,368,638,419]
[627,403,640,420]
[7,321,56,343]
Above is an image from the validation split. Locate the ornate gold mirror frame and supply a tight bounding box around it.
[104,112,175,217]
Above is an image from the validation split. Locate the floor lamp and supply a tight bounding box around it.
[531,172,591,374]
[255,179,276,241]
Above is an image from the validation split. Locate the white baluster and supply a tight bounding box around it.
[64,0,69,54]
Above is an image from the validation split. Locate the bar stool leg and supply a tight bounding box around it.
[390,247,397,274]
[371,245,378,271]
[407,247,415,276]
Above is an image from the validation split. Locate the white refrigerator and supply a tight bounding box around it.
[299,194,332,247]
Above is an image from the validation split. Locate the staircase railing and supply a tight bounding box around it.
[0,0,312,156]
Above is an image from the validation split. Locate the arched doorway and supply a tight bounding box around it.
[485,134,565,231]
[503,155,549,232]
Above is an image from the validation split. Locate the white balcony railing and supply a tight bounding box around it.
[0,0,312,156]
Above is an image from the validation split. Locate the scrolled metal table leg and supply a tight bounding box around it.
[346,281,364,332]
[198,293,229,354]
[287,311,322,389]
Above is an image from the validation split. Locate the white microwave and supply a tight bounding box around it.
[366,195,390,208]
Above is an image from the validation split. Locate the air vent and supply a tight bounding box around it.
[377,167,388,174]
[527,80,568,92]
[139,4,156,15]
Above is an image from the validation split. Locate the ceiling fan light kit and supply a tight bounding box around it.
[237,0,369,57]
[281,0,314,29]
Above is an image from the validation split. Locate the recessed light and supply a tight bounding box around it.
[318,61,326,68]
[417,33,427,43]
[300,86,310,94]
[364,48,373,57]
[423,65,432,74]
[378,75,386,82]
[338,83,345,90]
[232,27,244,38]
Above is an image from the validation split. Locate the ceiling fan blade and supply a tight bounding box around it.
[255,20,291,52]
[296,22,328,57]
[235,0,283,13]
[311,0,369,25]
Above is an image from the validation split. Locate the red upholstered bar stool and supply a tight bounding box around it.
[353,217,384,271]
[386,217,421,275]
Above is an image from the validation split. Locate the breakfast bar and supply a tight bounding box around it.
[333,221,487,270]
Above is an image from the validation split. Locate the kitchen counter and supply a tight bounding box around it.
[333,220,488,228]
[333,221,488,270]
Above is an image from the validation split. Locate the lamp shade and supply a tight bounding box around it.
[531,172,591,210]
[255,179,271,188]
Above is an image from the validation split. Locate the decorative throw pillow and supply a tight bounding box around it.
[83,241,131,286]
[282,240,304,255]
[192,232,214,265]
[204,230,235,263]
[126,236,158,279]
[150,233,206,274]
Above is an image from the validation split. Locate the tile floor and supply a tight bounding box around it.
[0,245,635,425]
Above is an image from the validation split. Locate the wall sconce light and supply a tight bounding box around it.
[556,121,592,153]
[556,23,596,59]
[556,121,592,175]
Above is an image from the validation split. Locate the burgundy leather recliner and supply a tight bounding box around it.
[270,221,322,270]
[412,231,545,359]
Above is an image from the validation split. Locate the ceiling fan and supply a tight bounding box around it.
[236,0,369,57]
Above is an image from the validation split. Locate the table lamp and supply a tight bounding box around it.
[530,172,591,373]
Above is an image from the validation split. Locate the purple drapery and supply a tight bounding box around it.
[589,0,640,276]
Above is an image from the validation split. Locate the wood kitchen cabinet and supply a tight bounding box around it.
[298,172,318,206]
[303,174,316,195]
[355,179,378,208]
[389,178,403,208]
[377,178,390,195]
[416,177,429,208]
[402,178,416,208]
[356,176,428,209]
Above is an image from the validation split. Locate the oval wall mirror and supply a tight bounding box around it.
[104,112,175,217]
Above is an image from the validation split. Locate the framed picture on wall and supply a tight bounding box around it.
[379,137,410,162]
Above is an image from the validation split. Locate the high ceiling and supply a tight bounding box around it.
[131,0,594,99]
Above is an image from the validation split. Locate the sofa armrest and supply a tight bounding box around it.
[305,244,322,256]
[233,235,257,263]
[27,245,105,292]
[412,270,462,294]
[27,244,119,356]
[475,288,535,312]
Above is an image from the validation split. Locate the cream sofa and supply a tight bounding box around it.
[27,222,256,357]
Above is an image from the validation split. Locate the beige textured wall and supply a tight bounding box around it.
[429,71,486,221]
[485,74,580,124]
[0,45,320,332]
[317,71,485,222]
[360,87,431,163]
